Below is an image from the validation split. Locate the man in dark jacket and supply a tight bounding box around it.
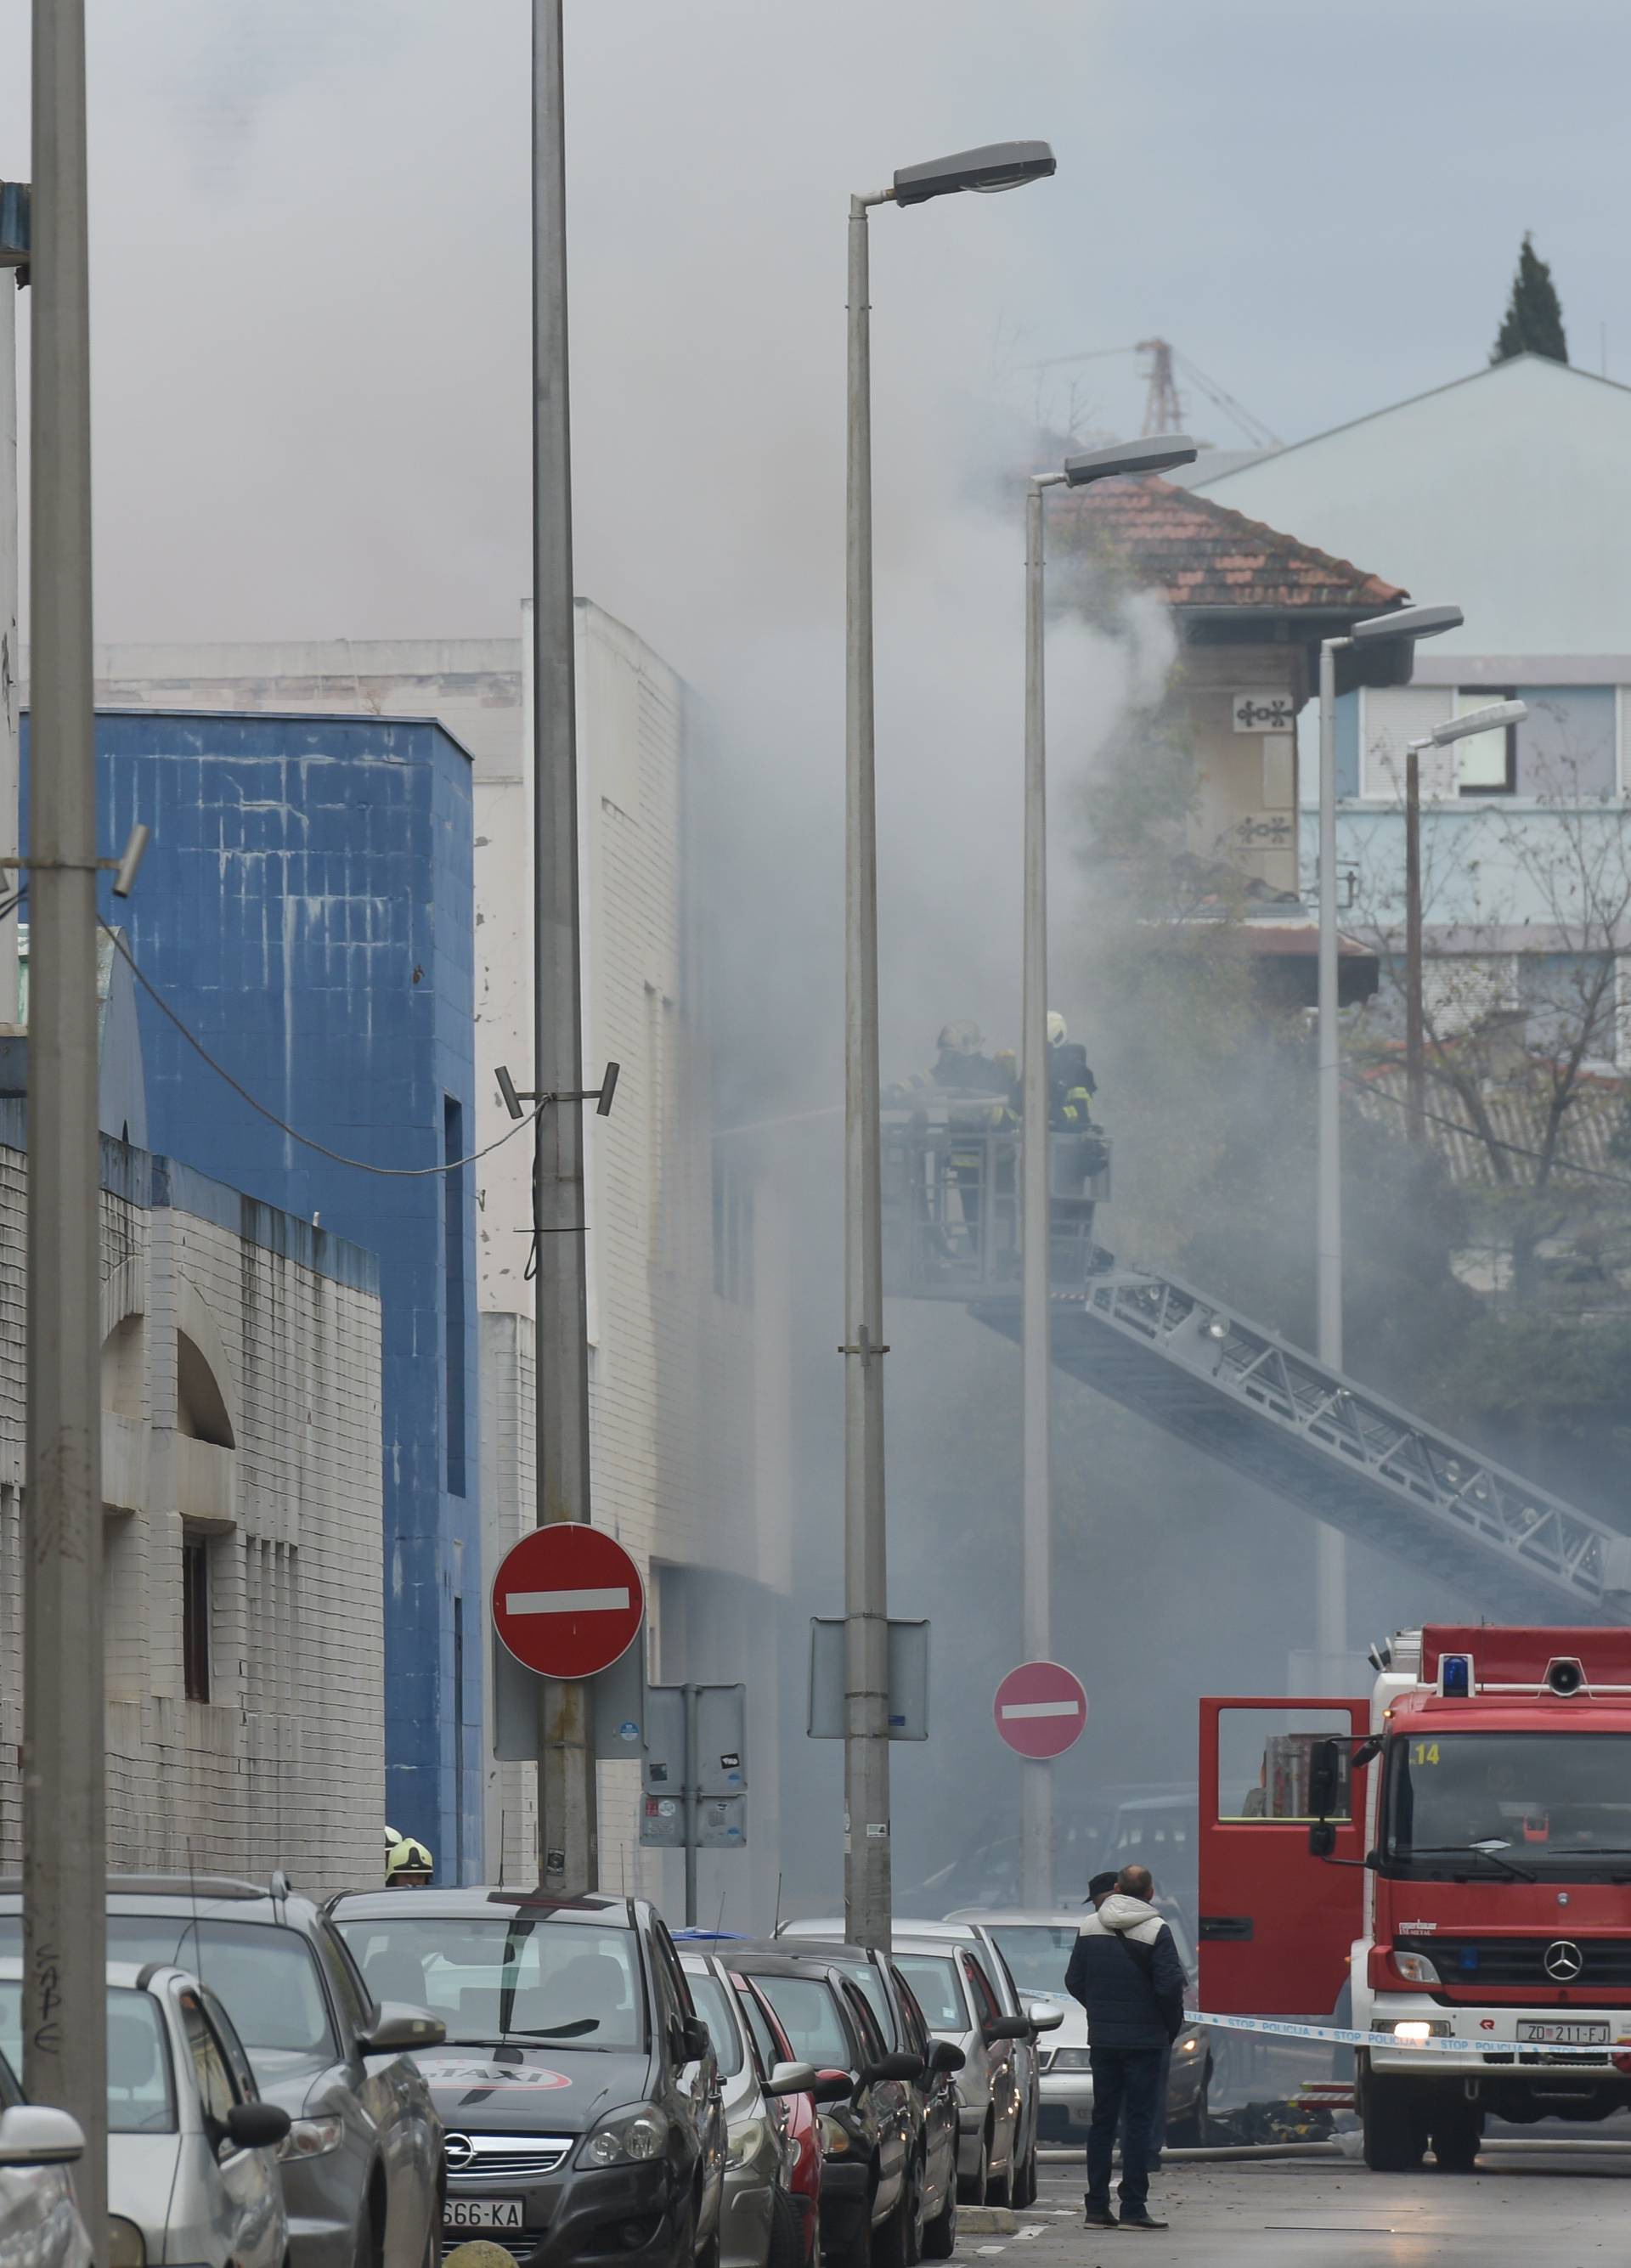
[1064,1863,1186,2231]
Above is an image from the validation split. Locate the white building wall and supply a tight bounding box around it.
[0,1133,383,1893]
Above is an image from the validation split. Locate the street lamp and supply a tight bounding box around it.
[1019,432,1194,1906]
[843,141,1055,1955]
[1402,700,1527,1142]
[1312,601,1462,1681]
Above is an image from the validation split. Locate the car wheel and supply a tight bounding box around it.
[957,2135,988,2208]
[1362,2074,1428,2173]
[768,2187,804,2268]
[1012,2147,1037,2209]
[919,2184,957,2263]
[1430,2104,1482,2173]
[1167,2072,1211,2149]
[905,2156,926,2266]
[869,2181,911,2268]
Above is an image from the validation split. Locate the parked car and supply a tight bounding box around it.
[679,1952,817,2268]
[945,1908,1212,2146]
[0,2051,91,2268]
[0,1961,291,2268]
[332,1889,725,2268]
[780,1919,1051,2209]
[768,1929,962,2247]
[725,1979,823,2268]
[0,1875,445,2268]
[729,1953,917,2268]
[884,1935,1026,2209]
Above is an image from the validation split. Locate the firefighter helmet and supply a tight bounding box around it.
[386,1836,434,1886]
[1047,1011,1067,1047]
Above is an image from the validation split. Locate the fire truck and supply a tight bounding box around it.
[1200,1628,1631,2170]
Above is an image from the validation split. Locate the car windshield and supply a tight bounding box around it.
[892,1955,965,2032]
[985,1927,1077,2000]
[1386,1732,1631,1873]
[335,1914,645,2049]
[684,1970,745,2078]
[0,1985,175,2134]
[748,1975,852,2070]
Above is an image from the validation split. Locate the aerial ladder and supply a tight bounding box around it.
[880,1104,1631,1624]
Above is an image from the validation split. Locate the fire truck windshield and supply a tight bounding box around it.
[1385,1731,1631,1875]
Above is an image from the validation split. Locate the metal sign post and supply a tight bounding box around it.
[640,1683,748,1925]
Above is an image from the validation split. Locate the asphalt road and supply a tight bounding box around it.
[968,2144,1631,2265]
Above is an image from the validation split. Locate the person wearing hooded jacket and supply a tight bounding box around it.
[1064,1863,1186,2232]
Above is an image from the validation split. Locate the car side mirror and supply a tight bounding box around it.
[359,2002,446,2055]
[863,2051,922,2085]
[1027,2002,1064,2035]
[928,2039,965,2075]
[1307,1819,1337,1860]
[0,2105,84,2167]
[763,2060,818,2097]
[225,2102,292,2152]
[982,2015,1030,2044]
[677,2016,712,2064]
[810,2068,855,2105]
[1307,1738,1340,1820]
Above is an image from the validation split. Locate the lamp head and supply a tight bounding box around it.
[1063,433,1199,485]
[1425,699,1527,749]
[1351,602,1464,644]
[892,141,1056,206]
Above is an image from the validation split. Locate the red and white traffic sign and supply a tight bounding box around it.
[492,1526,645,1680]
[993,1660,1088,1759]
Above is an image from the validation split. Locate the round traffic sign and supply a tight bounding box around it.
[492,1526,645,1679]
[993,1660,1088,1759]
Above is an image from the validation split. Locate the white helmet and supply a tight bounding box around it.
[1047,1011,1067,1047]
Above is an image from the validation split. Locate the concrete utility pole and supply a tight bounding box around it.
[531,0,596,1893]
[0,218,20,1033]
[1019,474,1057,1910]
[1404,747,1425,1146]
[24,0,107,2243]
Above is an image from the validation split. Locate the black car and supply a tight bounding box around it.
[764,1941,962,2260]
[331,1891,725,2268]
[729,1955,920,2268]
[0,1874,444,2268]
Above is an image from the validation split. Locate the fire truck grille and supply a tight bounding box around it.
[1404,1937,1631,1988]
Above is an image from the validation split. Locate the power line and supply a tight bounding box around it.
[100,923,544,1179]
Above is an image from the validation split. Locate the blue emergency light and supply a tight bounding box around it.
[1440,1654,1473,1698]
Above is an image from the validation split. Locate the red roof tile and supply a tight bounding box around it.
[1055,475,1404,613]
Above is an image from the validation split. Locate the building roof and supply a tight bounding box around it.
[1186,353,1631,656]
[1057,474,1404,614]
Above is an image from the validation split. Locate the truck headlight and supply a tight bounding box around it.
[1391,1950,1441,1987]
[580,2107,669,2168]
[1387,2020,1451,2042]
[279,2116,345,2161]
[108,2219,145,2268]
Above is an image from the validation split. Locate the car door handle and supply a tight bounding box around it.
[1198,1915,1254,1943]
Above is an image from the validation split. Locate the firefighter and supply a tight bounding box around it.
[933,1020,1011,1097]
[386,1835,434,1887]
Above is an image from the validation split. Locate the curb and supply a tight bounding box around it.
[957,2207,1019,2234]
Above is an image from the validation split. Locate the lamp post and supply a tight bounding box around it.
[1402,700,1527,1142]
[1019,435,1194,1907]
[1314,601,1461,1674]
[844,141,1054,1954]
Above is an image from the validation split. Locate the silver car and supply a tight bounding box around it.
[885,1936,1026,2208]
[680,1954,813,2268]
[0,1961,290,2268]
[0,2054,91,2268]
[0,1876,445,2268]
[946,1909,1211,2147]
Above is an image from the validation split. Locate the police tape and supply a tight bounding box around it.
[1190,2009,1629,2058]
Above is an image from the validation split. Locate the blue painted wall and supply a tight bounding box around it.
[22,709,482,1877]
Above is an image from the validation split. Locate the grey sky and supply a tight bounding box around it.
[0,0,1620,652]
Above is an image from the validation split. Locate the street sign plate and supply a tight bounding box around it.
[993,1660,1087,1759]
[492,1526,645,1679]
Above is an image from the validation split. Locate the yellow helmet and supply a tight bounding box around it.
[386,1836,434,1885]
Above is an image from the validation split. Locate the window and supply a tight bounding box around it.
[180,1991,240,2130]
[892,1955,967,2033]
[962,1954,1002,2028]
[1384,1731,1631,1872]
[733,1980,781,2075]
[334,1914,646,2051]
[988,1925,1077,2001]
[712,1154,754,1305]
[443,1096,467,1497]
[683,1967,746,2077]
[1216,1707,1354,1823]
[750,1974,855,2070]
[90,1918,336,2064]
[1455,687,1518,795]
[183,1535,211,1701]
[0,1984,176,2133]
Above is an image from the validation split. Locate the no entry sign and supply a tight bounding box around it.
[993,1660,1088,1760]
[493,1526,645,1680]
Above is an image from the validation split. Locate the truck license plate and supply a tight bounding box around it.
[444,2199,524,2232]
[1516,2021,1608,2045]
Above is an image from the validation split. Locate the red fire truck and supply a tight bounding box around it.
[1201,1628,1631,2169]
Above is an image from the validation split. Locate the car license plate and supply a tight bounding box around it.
[444,2199,525,2232]
[1515,2021,1608,2045]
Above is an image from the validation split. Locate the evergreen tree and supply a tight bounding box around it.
[1491,231,1568,364]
